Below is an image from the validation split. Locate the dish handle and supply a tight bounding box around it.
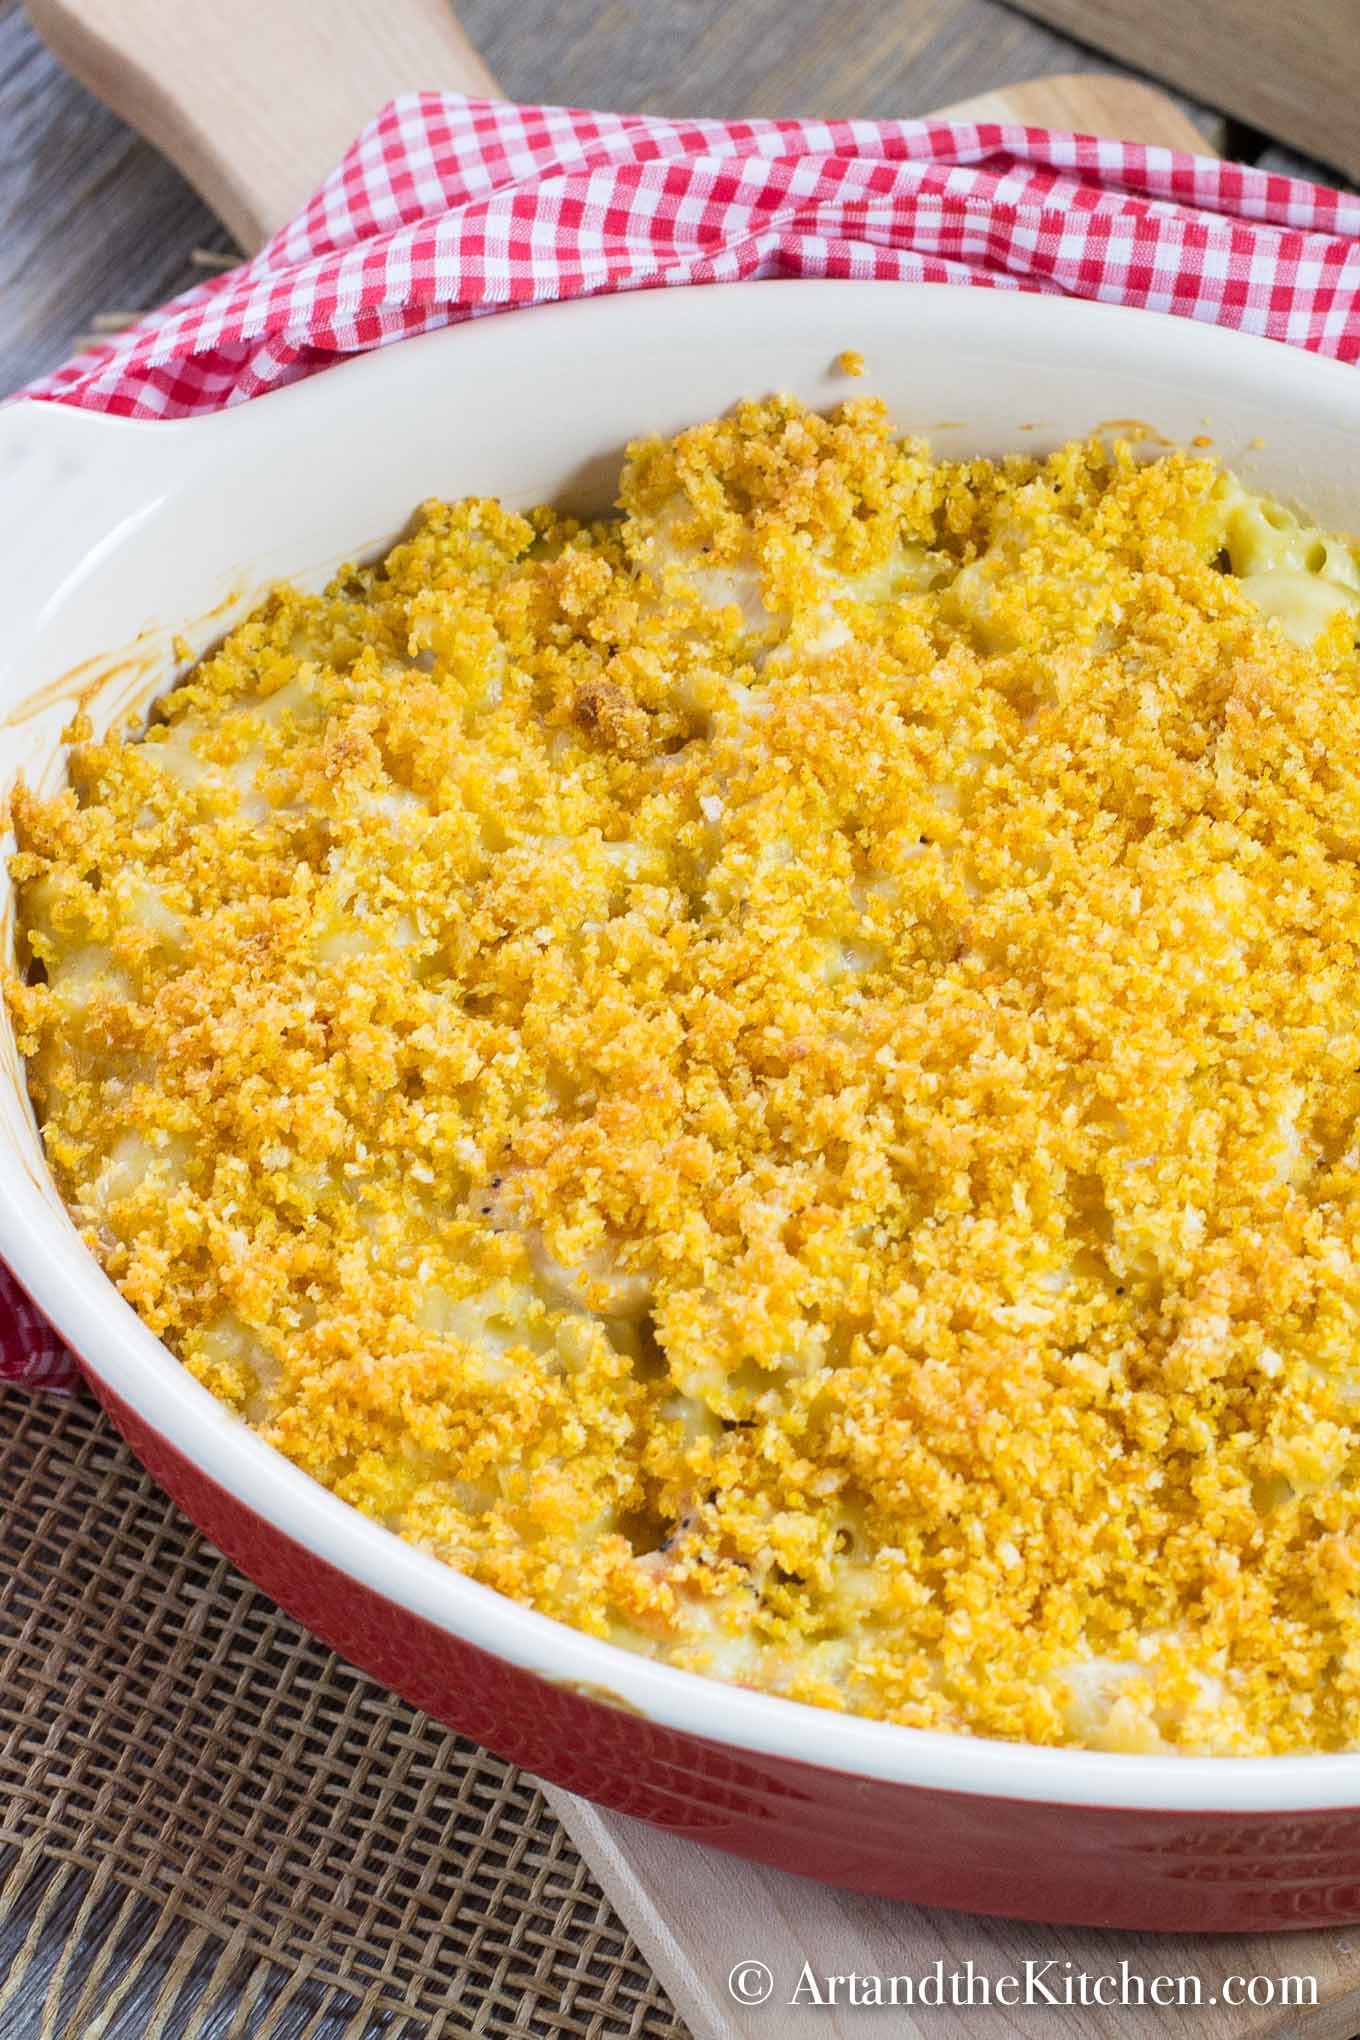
[24,0,503,254]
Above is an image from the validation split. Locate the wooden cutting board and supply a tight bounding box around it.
[545,1788,1360,2040]
[20,10,1359,2035]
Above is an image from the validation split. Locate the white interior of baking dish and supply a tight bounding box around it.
[3,280,1360,1811]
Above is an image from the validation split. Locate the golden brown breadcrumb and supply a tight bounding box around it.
[13,395,1360,1755]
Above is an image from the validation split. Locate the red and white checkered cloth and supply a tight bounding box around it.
[22,92,1360,418]
[7,90,1360,1385]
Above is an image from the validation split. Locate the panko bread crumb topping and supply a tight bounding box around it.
[14,395,1360,1755]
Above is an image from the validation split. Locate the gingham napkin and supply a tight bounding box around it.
[7,90,1360,1386]
[23,92,1360,417]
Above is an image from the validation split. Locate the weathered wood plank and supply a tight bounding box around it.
[459,0,1221,137]
[1013,0,1360,182]
[0,7,227,392]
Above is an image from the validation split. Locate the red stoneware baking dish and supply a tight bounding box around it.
[5,280,1360,1928]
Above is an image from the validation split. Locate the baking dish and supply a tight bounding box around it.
[5,279,1360,1930]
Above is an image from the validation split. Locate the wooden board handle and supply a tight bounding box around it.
[25,0,502,253]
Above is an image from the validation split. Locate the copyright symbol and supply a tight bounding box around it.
[728,1960,775,2005]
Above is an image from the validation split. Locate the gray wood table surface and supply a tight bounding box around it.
[0,4,1346,2038]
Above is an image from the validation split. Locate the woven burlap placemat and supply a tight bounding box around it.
[0,1388,688,2040]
